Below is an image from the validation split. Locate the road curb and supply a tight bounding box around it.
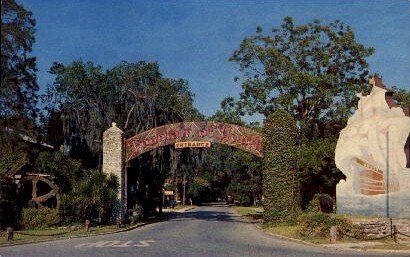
[0,222,149,248]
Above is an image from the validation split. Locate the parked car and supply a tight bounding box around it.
[164,199,176,208]
[169,200,176,208]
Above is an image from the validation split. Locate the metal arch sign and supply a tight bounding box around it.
[124,121,263,162]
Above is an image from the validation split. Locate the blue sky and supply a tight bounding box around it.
[20,0,410,118]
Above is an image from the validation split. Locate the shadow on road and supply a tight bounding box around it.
[168,207,257,224]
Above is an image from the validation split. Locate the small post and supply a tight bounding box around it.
[6,227,13,241]
[85,219,91,232]
[117,216,122,228]
[330,226,338,243]
[393,225,398,243]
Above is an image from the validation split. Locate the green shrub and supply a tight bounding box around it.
[21,208,60,229]
[306,195,321,213]
[59,171,118,224]
[297,212,354,238]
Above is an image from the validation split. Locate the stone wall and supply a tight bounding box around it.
[352,218,410,241]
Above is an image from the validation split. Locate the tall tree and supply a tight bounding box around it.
[1,0,38,134]
[0,0,38,228]
[230,17,374,139]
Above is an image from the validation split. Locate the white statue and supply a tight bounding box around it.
[335,76,410,217]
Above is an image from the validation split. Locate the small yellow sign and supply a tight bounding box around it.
[175,141,211,149]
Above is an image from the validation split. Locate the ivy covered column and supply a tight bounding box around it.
[103,122,127,223]
[263,110,300,223]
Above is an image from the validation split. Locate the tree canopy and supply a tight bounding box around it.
[43,60,201,163]
[230,16,375,139]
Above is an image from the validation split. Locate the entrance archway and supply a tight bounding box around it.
[102,121,263,221]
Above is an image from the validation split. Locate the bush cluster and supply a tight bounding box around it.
[59,171,118,224]
[297,212,354,238]
[297,194,356,238]
[306,193,335,213]
[21,208,60,229]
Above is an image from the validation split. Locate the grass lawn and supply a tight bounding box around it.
[234,206,263,219]
[0,224,142,245]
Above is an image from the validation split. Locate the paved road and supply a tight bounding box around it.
[1,204,407,257]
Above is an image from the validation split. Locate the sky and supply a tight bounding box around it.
[20,0,410,118]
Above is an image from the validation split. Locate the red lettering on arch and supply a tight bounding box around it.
[124,122,263,161]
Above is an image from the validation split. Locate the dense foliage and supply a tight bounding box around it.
[230,16,374,131]
[263,110,299,223]
[32,152,82,193]
[44,61,200,154]
[194,101,263,205]
[188,177,212,204]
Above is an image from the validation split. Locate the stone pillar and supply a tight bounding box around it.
[103,122,127,223]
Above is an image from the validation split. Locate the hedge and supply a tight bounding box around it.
[262,110,300,223]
